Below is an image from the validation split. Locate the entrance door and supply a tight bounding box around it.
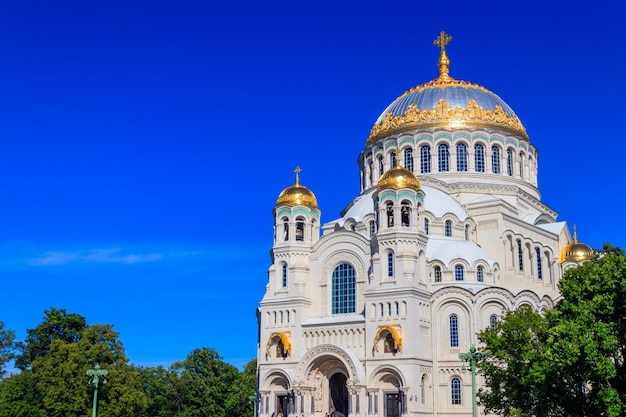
[329,373,349,415]
[385,393,400,417]
[276,394,287,416]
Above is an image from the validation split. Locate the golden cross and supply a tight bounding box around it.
[434,31,453,52]
[294,166,301,185]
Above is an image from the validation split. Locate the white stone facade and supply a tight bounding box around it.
[257,44,581,417]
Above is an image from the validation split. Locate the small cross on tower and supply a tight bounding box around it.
[434,31,453,52]
[433,31,453,80]
[294,166,301,185]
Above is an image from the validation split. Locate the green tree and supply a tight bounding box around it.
[170,347,239,417]
[29,324,148,417]
[478,243,626,417]
[137,365,178,417]
[15,308,86,370]
[0,371,39,417]
[0,321,15,379]
[225,359,257,417]
[0,309,148,417]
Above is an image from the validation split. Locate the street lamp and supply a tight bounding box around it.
[86,364,108,417]
[459,346,485,417]
[248,393,258,417]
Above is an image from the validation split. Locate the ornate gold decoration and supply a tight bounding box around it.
[265,332,291,356]
[276,166,318,208]
[560,225,595,263]
[434,31,453,80]
[365,32,527,147]
[367,98,528,146]
[373,325,402,352]
[377,164,421,192]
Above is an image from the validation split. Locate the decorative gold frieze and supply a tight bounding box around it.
[367,98,528,146]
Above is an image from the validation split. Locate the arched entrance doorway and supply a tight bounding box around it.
[302,354,352,415]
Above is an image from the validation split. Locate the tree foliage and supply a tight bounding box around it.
[0,310,147,417]
[0,309,257,417]
[0,321,15,379]
[478,243,626,417]
[15,308,86,371]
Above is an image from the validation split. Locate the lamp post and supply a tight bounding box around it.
[459,346,485,417]
[248,394,258,417]
[86,364,108,417]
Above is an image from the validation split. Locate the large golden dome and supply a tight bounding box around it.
[377,165,421,192]
[560,228,595,263]
[276,167,318,208]
[367,32,527,146]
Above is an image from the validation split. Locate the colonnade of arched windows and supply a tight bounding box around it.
[505,235,553,282]
[276,214,319,244]
[361,138,537,190]
[431,263,490,284]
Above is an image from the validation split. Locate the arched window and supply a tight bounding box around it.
[536,247,543,279]
[378,155,384,176]
[434,266,442,282]
[456,143,467,172]
[489,314,498,329]
[401,202,410,227]
[282,218,289,241]
[281,264,287,287]
[369,221,375,238]
[295,218,305,242]
[451,377,462,404]
[386,202,394,227]
[491,146,501,174]
[387,252,394,277]
[449,314,459,347]
[519,153,524,179]
[475,144,485,172]
[404,148,414,171]
[477,266,484,282]
[445,220,452,237]
[465,224,470,240]
[391,151,397,168]
[420,146,431,173]
[395,302,399,315]
[517,239,524,271]
[455,265,464,281]
[368,159,373,184]
[332,263,356,314]
[424,218,430,235]
[507,149,514,176]
[438,144,450,172]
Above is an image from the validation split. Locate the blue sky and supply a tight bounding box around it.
[1,1,625,369]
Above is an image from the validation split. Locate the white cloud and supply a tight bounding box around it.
[26,248,163,266]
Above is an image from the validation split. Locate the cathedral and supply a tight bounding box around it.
[256,32,594,417]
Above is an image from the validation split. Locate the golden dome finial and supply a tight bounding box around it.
[276,166,318,208]
[294,166,301,185]
[434,31,453,80]
[560,224,595,263]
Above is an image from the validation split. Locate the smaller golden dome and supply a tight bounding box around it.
[377,165,421,192]
[276,167,318,208]
[560,226,595,263]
